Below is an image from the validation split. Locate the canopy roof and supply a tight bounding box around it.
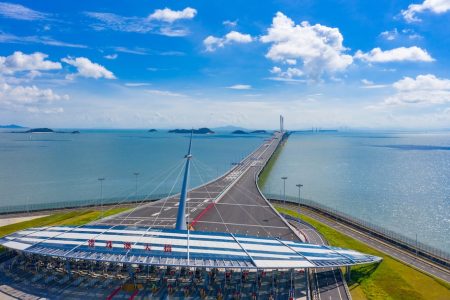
[0,225,381,269]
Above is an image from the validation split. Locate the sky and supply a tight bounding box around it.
[0,0,449,129]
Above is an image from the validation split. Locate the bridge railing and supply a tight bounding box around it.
[0,194,170,215]
[266,193,450,266]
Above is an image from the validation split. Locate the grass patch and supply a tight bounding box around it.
[0,207,130,249]
[258,139,286,188]
[276,206,450,300]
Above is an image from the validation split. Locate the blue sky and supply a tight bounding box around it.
[0,0,449,129]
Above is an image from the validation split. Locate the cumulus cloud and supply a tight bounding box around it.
[227,84,252,90]
[62,57,116,79]
[379,28,422,41]
[203,31,253,51]
[354,46,434,63]
[269,66,304,81]
[0,51,61,75]
[0,82,68,113]
[260,12,353,80]
[401,0,450,22]
[148,7,197,23]
[0,2,49,21]
[384,74,450,105]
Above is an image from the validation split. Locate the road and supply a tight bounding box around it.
[282,202,450,284]
[285,213,350,300]
[96,131,351,299]
[96,132,299,242]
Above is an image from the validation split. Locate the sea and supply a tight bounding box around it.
[0,129,449,253]
[261,131,450,254]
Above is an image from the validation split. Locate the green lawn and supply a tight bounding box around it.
[0,207,129,240]
[276,206,450,300]
[258,140,285,188]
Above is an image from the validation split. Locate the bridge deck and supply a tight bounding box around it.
[96,132,300,241]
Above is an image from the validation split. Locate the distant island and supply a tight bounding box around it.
[169,128,215,134]
[232,130,249,134]
[12,128,81,134]
[148,129,157,132]
[0,124,26,129]
[250,130,267,134]
[24,128,54,133]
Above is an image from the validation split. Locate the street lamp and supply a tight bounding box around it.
[281,177,288,205]
[98,177,105,218]
[133,172,140,200]
[296,184,303,219]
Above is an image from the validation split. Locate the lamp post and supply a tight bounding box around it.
[98,177,105,218]
[296,184,303,219]
[133,172,139,200]
[281,177,288,205]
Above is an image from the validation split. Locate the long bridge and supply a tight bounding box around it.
[0,126,380,299]
[97,131,300,241]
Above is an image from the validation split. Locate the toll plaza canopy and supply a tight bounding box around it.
[0,225,381,269]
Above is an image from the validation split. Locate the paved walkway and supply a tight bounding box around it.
[0,215,48,227]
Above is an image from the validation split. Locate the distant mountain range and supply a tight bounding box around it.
[0,124,26,129]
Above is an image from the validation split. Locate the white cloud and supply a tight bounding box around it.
[85,8,196,36]
[361,79,374,85]
[354,46,434,63]
[269,66,303,81]
[0,82,68,113]
[260,12,353,79]
[380,29,399,41]
[227,84,252,90]
[85,12,153,33]
[113,47,149,55]
[203,31,253,52]
[104,53,118,60]
[0,32,88,48]
[146,89,185,97]
[0,51,61,75]
[401,0,450,22]
[0,2,48,21]
[384,74,450,106]
[125,82,151,87]
[223,20,237,27]
[62,57,116,80]
[148,7,197,23]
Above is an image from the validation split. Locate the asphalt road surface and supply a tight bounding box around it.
[96,132,300,242]
[287,215,350,300]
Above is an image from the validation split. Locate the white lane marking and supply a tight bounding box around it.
[195,220,289,229]
[332,270,343,300]
[191,208,197,212]
[151,212,160,216]
[203,199,210,203]
[315,270,322,300]
[164,207,172,211]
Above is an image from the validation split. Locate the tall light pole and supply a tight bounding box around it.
[98,177,105,218]
[133,172,139,200]
[281,177,288,205]
[296,184,303,219]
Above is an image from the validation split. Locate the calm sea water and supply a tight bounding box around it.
[0,130,265,210]
[262,131,450,253]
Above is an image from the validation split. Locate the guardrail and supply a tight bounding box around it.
[267,194,450,268]
[0,194,170,215]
